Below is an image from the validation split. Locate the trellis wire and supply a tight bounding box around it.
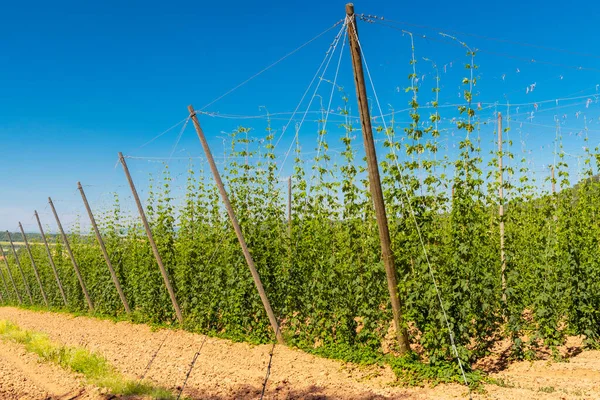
[200,19,345,111]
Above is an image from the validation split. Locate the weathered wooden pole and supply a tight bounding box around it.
[346,3,410,353]
[19,222,49,307]
[48,197,94,311]
[551,165,558,222]
[188,105,283,344]
[6,231,34,304]
[118,152,183,323]
[497,114,506,304]
[287,176,292,237]
[0,260,10,302]
[551,165,556,194]
[78,182,131,314]
[0,250,11,298]
[0,248,9,303]
[0,244,22,304]
[0,273,4,303]
[34,211,68,306]
[0,282,6,303]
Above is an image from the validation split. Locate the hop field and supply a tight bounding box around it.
[1,7,600,389]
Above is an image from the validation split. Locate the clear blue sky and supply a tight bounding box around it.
[2,0,600,232]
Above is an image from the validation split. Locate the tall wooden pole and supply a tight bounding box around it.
[287,176,292,237]
[0,253,11,301]
[0,282,6,303]
[188,105,283,345]
[48,197,94,312]
[497,114,506,304]
[118,152,183,323]
[346,3,410,353]
[7,231,34,304]
[551,165,556,194]
[0,281,6,303]
[0,266,6,303]
[78,182,131,314]
[0,244,22,304]
[551,165,558,222]
[19,222,49,307]
[34,211,68,306]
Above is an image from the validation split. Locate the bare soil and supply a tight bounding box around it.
[0,307,599,399]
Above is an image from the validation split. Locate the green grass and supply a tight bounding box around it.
[485,377,516,388]
[0,320,177,399]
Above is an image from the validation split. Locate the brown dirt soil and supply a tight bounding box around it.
[0,307,599,399]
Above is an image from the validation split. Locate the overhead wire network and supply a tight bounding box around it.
[111,3,600,249]
[15,7,599,395]
[120,5,600,194]
[122,18,354,204]
[358,14,600,72]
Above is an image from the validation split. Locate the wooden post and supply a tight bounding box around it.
[287,176,292,237]
[551,165,558,222]
[118,153,183,323]
[188,105,283,344]
[0,244,22,304]
[6,231,34,304]
[34,211,68,306]
[551,165,556,194]
[0,268,5,303]
[0,260,10,302]
[48,197,94,311]
[78,182,131,314]
[19,222,49,307]
[346,3,410,353]
[497,114,506,304]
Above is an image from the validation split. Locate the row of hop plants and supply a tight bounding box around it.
[1,47,599,382]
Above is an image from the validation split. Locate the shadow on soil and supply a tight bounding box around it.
[102,384,411,400]
[182,384,412,399]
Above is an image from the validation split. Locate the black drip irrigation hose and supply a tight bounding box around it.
[259,342,277,400]
[139,330,170,381]
[176,335,208,400]
[260,321,281,400]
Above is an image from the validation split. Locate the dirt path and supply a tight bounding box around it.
[0,339,100,400]
[0,307,599,399]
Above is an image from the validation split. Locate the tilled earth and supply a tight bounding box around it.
[0,307,598,399]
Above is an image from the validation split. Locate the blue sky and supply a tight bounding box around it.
[2,0,600,232]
